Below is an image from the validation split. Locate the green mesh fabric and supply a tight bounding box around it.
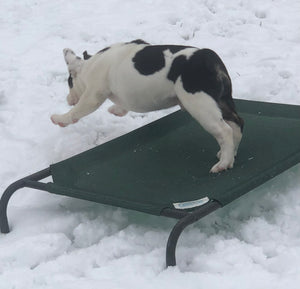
[47,99,300,216]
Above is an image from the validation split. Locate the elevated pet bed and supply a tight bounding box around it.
[1,99,300,267]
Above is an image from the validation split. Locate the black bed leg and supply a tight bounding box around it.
[0,179,26,233]
[165,201,221,267]
[166,215,191,266]
[0,168,51,234]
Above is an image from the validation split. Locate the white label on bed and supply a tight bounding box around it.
[173,197,210,209]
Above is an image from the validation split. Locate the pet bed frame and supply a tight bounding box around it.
[1,99,300,267]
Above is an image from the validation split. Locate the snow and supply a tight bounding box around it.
[1,0,300,288]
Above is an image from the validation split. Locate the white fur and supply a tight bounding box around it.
[51,43,241,172]
[174,79,235,172]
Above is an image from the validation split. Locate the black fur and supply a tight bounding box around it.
[97,46,110,54]
[168,49,243,129]
[132,45,192,75]
[83,51,92,60]
[218,99,244,132]
[167,55,187,82]
[68,75,73,88]
[168,49,227,96]
[128,39,149,45]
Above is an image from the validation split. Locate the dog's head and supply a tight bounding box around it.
[63,48,84,105]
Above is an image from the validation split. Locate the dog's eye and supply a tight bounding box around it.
[68,75,73,88]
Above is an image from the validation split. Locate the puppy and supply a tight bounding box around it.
[51,40,244,173]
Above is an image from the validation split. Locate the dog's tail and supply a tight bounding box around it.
[218,71,244,132]
[219,97,244,132]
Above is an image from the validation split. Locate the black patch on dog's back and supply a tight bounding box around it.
[167,55,187,82]
[97,46,110,54]
[168,48,243,129]
[132,45,191,75]
[181,49,225,98]
[128,39,149,45]
[168,49,229,98]
[161,45,192,54]
[132,46,165,75]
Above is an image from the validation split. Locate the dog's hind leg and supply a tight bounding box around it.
[216,120,242,160]
[216,100,244,159]
[225,120,242,157]
[175,82,235,173]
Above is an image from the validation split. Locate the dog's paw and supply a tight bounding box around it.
[210,159,234,173]
[51,114,78,127]
[108,105,128,117]
[51,114,67,127]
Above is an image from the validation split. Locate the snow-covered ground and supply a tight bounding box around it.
[1,0,300,288]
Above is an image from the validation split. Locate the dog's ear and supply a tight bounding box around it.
[63,48,83,77]
[83,51,92,60]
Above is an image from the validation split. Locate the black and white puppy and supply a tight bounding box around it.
[51,40,244,173]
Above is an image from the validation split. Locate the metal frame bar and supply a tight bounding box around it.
[0,168,51,233]
[161,201,222,267]
[1,168,222,268]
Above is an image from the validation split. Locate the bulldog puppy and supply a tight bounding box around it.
[51,40,244,173]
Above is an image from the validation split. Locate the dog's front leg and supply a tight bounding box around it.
[51,90,106,127]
